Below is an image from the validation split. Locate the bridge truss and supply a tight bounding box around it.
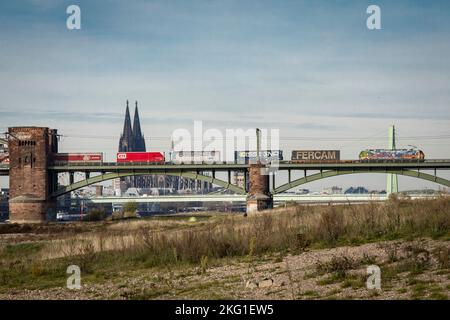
[2,161,450,197]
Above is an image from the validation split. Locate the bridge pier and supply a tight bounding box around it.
[246,163,273,214]
[8,127,58,223]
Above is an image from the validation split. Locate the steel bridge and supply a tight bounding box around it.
[82,193,444,205]
[2,160,450,197]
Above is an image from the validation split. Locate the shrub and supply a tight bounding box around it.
[316,207,345,244]
[85,208,106,221]
[124,202,138,215]
[315,256,358,279]
[111,211,124,220]
[124,210,137,219]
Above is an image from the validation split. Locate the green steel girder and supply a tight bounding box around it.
[273,169,450,194]
[51,170,246,198]
[49,163,249,172]
[47,160,450,173]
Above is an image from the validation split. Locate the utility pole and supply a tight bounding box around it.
[256,128,261,164]
[387,125,399,195]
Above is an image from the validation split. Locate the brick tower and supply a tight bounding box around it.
[246,129,273,214]
[246,163,273,214]
[8,127,58,223]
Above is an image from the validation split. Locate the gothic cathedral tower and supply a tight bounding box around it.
[118,100,150,189]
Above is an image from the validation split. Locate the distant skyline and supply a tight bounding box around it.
[1,0,450,190]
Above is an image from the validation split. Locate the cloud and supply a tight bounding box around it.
[1,0,450,191]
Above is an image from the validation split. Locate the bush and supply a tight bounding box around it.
[111,211,124,220]
[85,208,106,221]
[124,201,138,218]
[124,210,137,219]
[315,256,358,279]
[316,207,345,244]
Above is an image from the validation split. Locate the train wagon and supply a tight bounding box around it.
[116,152,165,163]
[235,150,283,164]
[0,155,9,164]
[53,153,103,164]
[291,150,340,162]
[0,144,9,164]
[170,151,220,164]
[359,149,425,161]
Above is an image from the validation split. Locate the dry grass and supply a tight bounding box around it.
[0,197,449,292]
[39,197,449,263]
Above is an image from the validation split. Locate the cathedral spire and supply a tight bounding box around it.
[132,101,146,151]
[118,100,133,152]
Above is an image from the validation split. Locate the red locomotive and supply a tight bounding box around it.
[116,152,165,163]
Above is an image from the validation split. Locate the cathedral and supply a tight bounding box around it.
[118,100,146,153]
[118,100,152,189]
[117,100,212,192]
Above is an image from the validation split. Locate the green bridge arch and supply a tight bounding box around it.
[273,169,450,194]
[52,171,246,198]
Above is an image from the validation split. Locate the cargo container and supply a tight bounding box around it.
[0,156,9,165]
[171,151,220,164]
[116,152,165,163]
[0,145,9,164]
[291,150,340,161]
[53,153,103,163]
[234,150,283,164]
[359,149,424,161]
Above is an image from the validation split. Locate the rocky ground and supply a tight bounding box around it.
[1,238,449,300]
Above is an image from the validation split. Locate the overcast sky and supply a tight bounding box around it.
[1,0,450,191]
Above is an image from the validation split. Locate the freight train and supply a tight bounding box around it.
[49,147,425,165]
[51,151,221,164]
[0,142,9,165]
[358,149,425,161]
[291,150,340,162]
[290,148,425,163]
[117,152,165,163]
[170,151,220,164]
[53,153,103,164]
[235,150,283,164]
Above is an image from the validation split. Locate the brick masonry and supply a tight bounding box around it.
[246,163,273,213]
[8,127,58,223]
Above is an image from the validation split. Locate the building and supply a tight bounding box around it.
[118,100,156,189]
[118,101,212,192]
[322,186,343,195]
[344,186,369,194]
[0,188,9,220]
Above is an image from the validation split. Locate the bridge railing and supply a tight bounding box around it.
[423,159,450,163]
[48,159,450,167]
[51,161,239,166]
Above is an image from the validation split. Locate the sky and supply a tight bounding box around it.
[1,0,450,191]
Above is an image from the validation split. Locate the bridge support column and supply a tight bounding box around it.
[8,127,58,223]
[387,125,399,195]
[246,163,273,214]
